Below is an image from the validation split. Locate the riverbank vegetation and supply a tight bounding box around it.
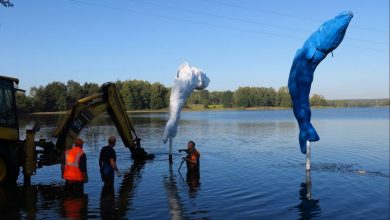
[16,80,389,113]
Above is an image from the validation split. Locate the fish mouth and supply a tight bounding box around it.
[335,11,354,26]
[338,11,353,18]
[315,11,353,54]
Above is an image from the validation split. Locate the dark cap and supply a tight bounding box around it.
[74,137,84,147]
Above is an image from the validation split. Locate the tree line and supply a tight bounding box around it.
[16,80,389,113]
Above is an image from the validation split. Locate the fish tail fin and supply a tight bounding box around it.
[299,123,320,154]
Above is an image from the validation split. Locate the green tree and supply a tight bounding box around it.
[45,81,67,111]
[266,87,277,106]
[30,86,45,112]
[66,80,83,108]
[221,90,234,108]
[310,94,327,106]
[199,90,210,108]
[81,82,99,97]
[120,80,151,110]
[234,87,252,107]
[187,91,201,105]
[150,82,168,109]
[16,92,33,113]
[209,91,221,105]
[165,87,171,108]
[276,86,291,108]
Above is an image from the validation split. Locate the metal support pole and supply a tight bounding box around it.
[178,158,184,171]
[24,174,31,186]
[305,170,312,200]
[24,130,36,186]
[306,141,311,171]
[169,137,173,164]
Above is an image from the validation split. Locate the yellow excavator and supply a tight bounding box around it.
[0,75,154,184]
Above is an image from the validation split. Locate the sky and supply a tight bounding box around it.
[0,0,388,99]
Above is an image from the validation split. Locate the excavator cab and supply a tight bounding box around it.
[0,76,21,184]
[0,76,19,140]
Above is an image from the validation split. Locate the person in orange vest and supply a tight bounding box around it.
[180,141,200,171]
[180,141,201,195]
[61,137,88,192]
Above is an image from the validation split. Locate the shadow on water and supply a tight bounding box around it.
[293,170,321,220]
[100,161,145,219]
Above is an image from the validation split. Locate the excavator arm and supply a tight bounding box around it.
[51,83,154,163]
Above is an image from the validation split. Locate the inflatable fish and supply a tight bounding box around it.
[163,62,210,143]
[288,11,353,154]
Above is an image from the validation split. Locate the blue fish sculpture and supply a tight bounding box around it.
[288,11,353,154]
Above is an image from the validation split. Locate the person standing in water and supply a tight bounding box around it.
[99,136,121,188]
[62,137,88,193]
[179,140,201,193]
[180,141,200,171]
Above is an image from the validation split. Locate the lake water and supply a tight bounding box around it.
[1,107,389,219]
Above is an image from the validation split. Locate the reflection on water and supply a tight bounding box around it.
[295,171,321,220]
[99,162,145,219]
[115,162,145,219]
[100,186,115,219]
[163,163,208,219]
[164,164,186,219]
[0,162,145,219]
[0,184,65,219]
[185,169,201,198]
[61,192,88,219]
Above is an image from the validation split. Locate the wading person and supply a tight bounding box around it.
[181,141,200,171]
[62,137,88,193]
[99,136,121,188]
[180,141,200,193]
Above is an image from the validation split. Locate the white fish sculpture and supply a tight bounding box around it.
[163,62,210,143]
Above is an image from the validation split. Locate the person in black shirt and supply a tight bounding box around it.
[99,136,121,188]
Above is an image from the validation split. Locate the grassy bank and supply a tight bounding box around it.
[29,104,388,115]
[30,105,290,115]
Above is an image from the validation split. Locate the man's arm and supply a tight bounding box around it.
[99,149,103,168]
[109,158,121,177]
[178,149,188,153]
[79,154,88,183]
[109,149,121,177]
[61,151,65,178]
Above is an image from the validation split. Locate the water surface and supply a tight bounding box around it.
[0,107,388,219]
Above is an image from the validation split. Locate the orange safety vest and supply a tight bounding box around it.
[63,146,85,182]
[187,149,200,170]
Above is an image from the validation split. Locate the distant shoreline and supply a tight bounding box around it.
[29,105,388,115]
